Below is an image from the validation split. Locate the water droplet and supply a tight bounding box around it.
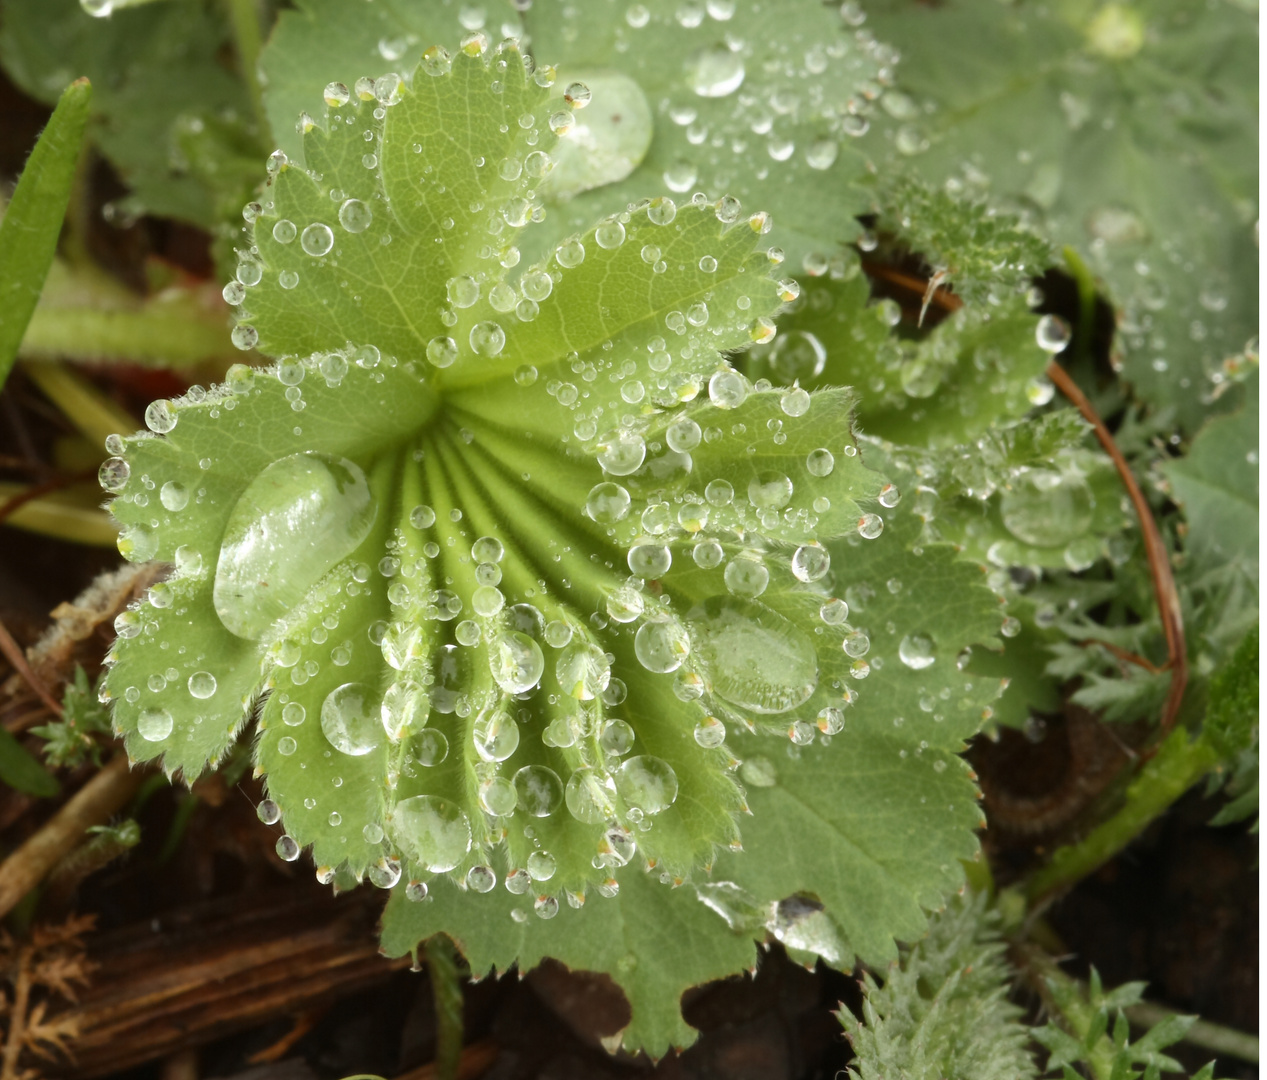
[724,555,769,598]
[323,82,350,107]
[213,453,376,640]
[555,238,586,267]
[556,642,612,699]
[467,865,497,892]
[390,795,471,872]
[300,223,334,256]
[662,160,698,193]
[488,631,545,694]
[596,430,646,476]
[857,513,883,539]
[689,44,745,97]
[514,765,564,817]
[616,756,678,815]
[479,776,518,816]
[145,400,177,434]
[690,597,817,713]
[1035,314,1071,353]
[99,457,130,492]
[1001,471,1094,546]
[694,716,726,748]
[118,524,158,563]
[469,321,506,357]
[320,682,382,756]
[276,835,301,861]
[586,482,632,523]
[898,633,936,670]
[473,706,520,761]
[806,138,838,170]
[159,481,188,512]
[338,198,373,233]
[595,220,626,249]
[627,541,671,578]
[634,619,690,674]
[647,196,677,225]
[257,799,281,824]
[749,472,793,510]
[791,544,830,583]
[780,386,811,418]
[566,767,617,824]
[137,707,173,742]
[708,368,748,409]
[187,671,217,699]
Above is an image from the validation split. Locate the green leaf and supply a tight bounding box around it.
[1204,626,1258,826]
[517,0,889,265]
[870,176,1054,308]
[838,892,1040,1080]
[0,77,91,389]
[861,0,1259,428]
[103,39,1007,1051]
[744,271,1054,449]
[1164,371,1259,575]
[381,868,754,1056]
[0,726,60,798]
[261,0,519,167]
[0,0,261,229]
[260,0,889,267]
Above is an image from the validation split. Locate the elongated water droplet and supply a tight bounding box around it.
[214,453,376,640]
[689,597,818,714]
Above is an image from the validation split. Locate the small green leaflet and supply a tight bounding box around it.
[103,40,1007,1052]
[862,0,1259,429]
[0,0,260,228]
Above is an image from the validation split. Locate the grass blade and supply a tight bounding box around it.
[0,77,92,389]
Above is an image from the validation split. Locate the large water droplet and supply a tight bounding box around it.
[213,453,376,640]
[689,597,818,714]
[565,767,617,823]
[1001,470,1094,547]
[321,682,383,756]
[514,765,564,816]
[137,707,173,742]
[898,633,936,670]
[634,619,691,673]
[473,706,520,761]
[557,642,612,699]
[689,44,745,97]
[389,795,471,872]
[488,631,545,693]
[616,756,678,814]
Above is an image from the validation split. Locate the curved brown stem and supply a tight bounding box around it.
[1045,361,1187,734]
